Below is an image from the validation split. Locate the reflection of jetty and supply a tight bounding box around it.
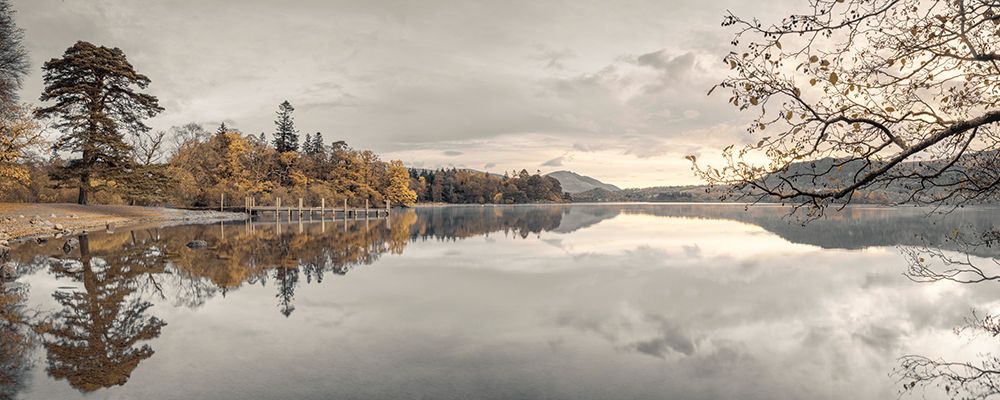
[237,197,391,219]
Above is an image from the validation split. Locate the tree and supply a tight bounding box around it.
[0,0,36,193]
[168,122,208,151]
[693,0,1000,214]
[0,104,40,191]
[0,0,28,110]
[131,129,167,165]
[37,41,163,205]
[272,100,298,153]
[385,160,417,206]
[305,132,324,155]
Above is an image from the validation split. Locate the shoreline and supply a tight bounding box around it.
[0,203,247,244]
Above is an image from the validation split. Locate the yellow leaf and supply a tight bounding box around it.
[809,55,818,63]
[829,72,838,84]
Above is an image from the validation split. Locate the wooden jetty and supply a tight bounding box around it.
[219,195,393,219]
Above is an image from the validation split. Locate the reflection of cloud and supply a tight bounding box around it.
[556,304,698,359]
[631,317,697,358]
[484,162,496,169]
[541,238,564,250]
[682,244,701,258]
[851,324,901,353]
[443,150,463,156]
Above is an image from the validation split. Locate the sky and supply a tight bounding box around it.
[14,0,802,188]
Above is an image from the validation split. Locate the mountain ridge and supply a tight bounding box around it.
[545,170,621,194]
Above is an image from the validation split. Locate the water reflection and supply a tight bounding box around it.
[0,273,34,399]
[2,204,1000,398]
[43,235,166,392]
[894,226,1000,399]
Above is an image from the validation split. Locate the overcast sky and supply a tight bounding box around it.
[15,0,801,188]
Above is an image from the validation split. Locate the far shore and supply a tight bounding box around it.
[0,203,247,243]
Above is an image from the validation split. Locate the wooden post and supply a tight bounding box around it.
[298,198,303,216]
[344,199,348,218]
[365,199,369,219]
[220,193,225,212]
[321,198,325,215]
[277,197,282,218]
[385,199,390,216]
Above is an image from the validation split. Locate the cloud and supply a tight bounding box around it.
[530,45,577,70]
[443,150,463,156]
[541,156,565,167]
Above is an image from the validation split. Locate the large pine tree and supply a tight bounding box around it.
[37,41,163,205]
[272,100,298,153]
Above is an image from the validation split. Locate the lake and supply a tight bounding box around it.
[3,203,1000,399]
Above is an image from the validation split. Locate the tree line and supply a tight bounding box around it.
[0,2,567,207]
[410,168,567,204]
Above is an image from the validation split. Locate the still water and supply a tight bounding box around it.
[3,204,1000,399]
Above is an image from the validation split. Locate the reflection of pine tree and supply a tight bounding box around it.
[0,279,33,399]
[43,235,166,393]
[274,267,298,318]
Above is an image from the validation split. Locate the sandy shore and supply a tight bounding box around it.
[0,203,247,243]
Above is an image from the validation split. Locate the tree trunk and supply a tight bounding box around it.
[77,175,89,205]
[78,148,91,205]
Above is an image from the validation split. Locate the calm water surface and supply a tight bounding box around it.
[3,204,1000,399]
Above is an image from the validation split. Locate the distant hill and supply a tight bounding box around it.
[546,171,621,194]
[572,154,996,204]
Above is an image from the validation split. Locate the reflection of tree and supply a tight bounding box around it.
[897,226,1000,399]
[7,207,567,322]
[43,235,166,393]
[902,227,1000,283]
[0,278,34,399]
[275,267,298,317]
[898,311,1000,399]
[410,205,563,239]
